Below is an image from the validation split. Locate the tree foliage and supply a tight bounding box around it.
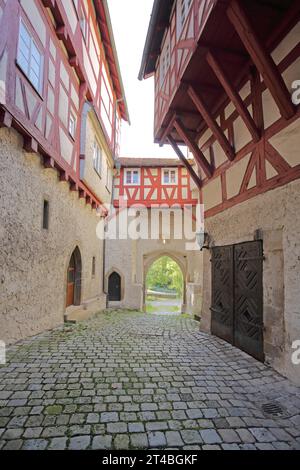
[146,256,183,296]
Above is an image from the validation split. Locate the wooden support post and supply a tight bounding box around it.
[173,118,212,178]
[167,135,202,190]
[187,85,235,161]
[227,0,295,120]
[206,51,260,142]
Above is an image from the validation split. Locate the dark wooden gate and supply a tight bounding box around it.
[108,272,121,301]
[211,241,264,362]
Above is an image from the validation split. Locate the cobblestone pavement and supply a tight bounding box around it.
[0,310,300,450]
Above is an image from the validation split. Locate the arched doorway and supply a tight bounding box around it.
[108,271,121,301]
[145,256,184,315]
[66,247,82,307]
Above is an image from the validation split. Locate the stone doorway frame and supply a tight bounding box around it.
[142,250,188,312]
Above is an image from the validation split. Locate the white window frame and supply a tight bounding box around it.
[159,34,171,88]
[124,169,140,186]
[69,113,76,139]
[80,8,88,42]
[93,140,102,176]
[17,20,44,94]
[162,168,178,185]
[177,0,193,38]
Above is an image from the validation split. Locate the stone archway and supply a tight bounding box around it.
[143,251,188,312]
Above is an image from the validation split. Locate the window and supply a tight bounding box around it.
[42,200,49,230]
[93,140,102,175]
[106,166,112,192]
[160,38,170,88]
[180,0,192,27]
[69,113,76,139]
[17,20,43,93]
[162,168,177,185]
[80,10,88,42]
[92,257,96,278]
[125,169,140,186]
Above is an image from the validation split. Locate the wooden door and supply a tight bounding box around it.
[211,245,234,344]
[234,241,264,362]
[211,241,264,361]
[66,254,75,307]
[108,272,121,301]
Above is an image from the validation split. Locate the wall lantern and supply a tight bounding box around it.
[196,231,211,251]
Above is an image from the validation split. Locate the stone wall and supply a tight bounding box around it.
[0,128,106,345]
[201,179,300,385]
[105,209,203,314]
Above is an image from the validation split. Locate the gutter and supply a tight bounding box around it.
[138,0,161,81]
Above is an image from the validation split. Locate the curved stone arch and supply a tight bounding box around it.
[105,267,125,302]
[143,250,188,311]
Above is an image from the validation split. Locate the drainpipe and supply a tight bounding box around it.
[103,98,124,308]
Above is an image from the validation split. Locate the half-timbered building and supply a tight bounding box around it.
[139,0,300,383]
[0,0,129,343]
[105,157,203,315]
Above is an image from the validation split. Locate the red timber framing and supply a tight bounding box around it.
[0,0,128,213]
[139,0,300,218]
[113,159,199,208]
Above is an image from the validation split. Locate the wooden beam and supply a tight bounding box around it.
[59,170,69,182]
[173,119,212,178]
[206,51,260,142]
[187,85,235,161]
[0,109,12,128]
[23,136,38,153]
[43,156,55,168]
[160,114,178,146]
[167,135,202,190]
[227,0,295,120]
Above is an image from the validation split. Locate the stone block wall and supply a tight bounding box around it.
[0,128,106,344]
[201,179,300,384]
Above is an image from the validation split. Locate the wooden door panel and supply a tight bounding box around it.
[234,241,264,361]
[211,245,234,344]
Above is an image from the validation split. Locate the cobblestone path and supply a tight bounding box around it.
[0,310,300,450]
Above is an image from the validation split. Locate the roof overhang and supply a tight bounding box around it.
[93,0,130,123]
[138,0,175,80]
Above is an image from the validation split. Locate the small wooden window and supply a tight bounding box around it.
[93,140,102,175]
[92,257,96,277]
[17,20,43,93]
[43,200,49,230]
[69,113,76,139]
